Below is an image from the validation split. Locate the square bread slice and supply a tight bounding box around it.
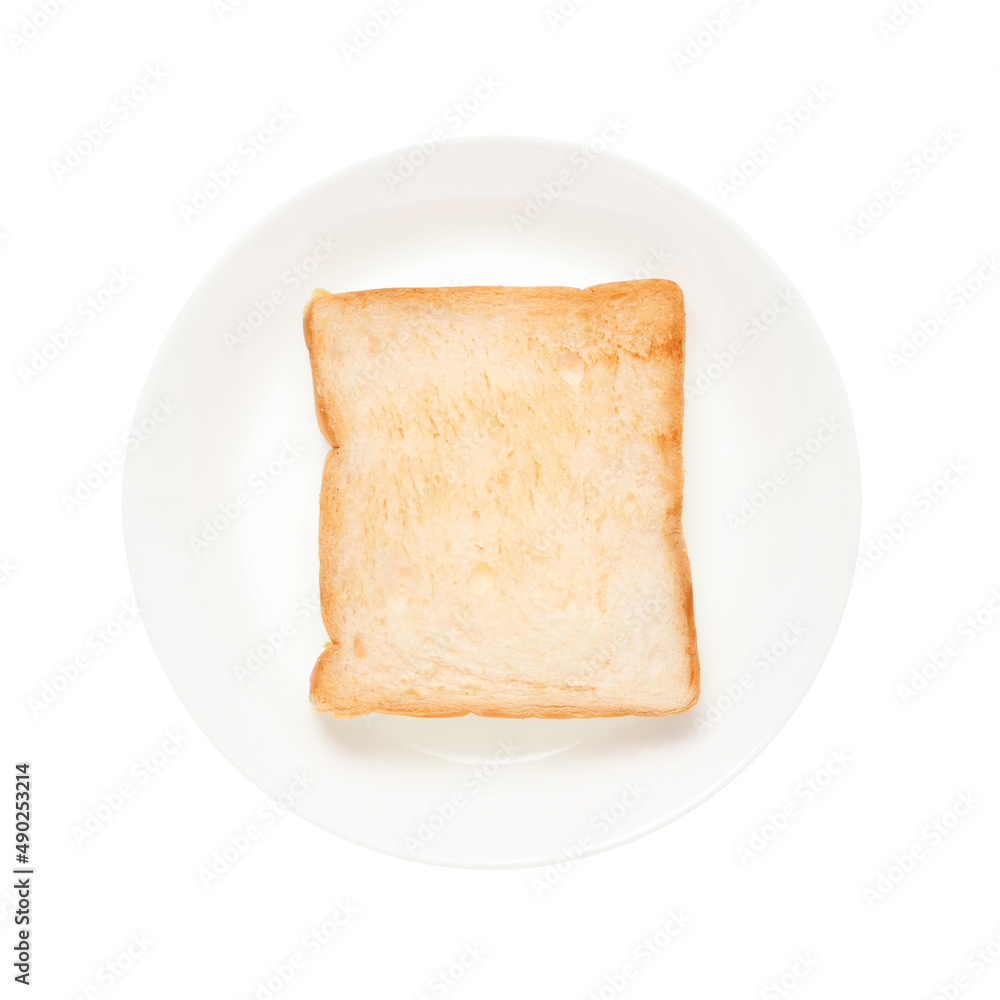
[303,280,698,718]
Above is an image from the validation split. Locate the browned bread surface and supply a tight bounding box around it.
[303,280,698,718]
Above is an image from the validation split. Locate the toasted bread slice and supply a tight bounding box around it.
[303,280,698,718]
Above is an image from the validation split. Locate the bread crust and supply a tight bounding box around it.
[303,280,698,718]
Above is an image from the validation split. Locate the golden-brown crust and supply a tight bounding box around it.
[303,279,698,718]
[315,450,341,649]
[303,293,339,448]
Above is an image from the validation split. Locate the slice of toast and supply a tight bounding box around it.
[303,280,698,718]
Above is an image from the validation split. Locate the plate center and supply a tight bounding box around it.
[366,714,621,763]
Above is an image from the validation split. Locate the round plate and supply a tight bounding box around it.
[123,137,860,868]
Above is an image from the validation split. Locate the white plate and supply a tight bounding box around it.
[123,137,860,868]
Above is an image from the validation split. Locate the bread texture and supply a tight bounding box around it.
[303,280,698,718]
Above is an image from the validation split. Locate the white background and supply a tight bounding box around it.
[4,0,1000,997]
